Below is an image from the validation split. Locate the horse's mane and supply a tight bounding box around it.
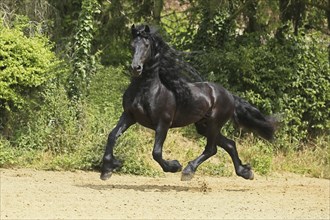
[141,26,203,106]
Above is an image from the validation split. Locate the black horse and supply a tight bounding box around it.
[100,24,277,181]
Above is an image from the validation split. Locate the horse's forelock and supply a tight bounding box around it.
[132,24,158,39]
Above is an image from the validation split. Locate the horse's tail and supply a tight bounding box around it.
[232,95,277,141]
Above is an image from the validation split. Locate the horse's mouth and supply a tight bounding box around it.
[131,70,142,77]
[131,68,143,77]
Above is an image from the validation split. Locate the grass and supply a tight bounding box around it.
[271,136,330,178]
[1,127,329,179]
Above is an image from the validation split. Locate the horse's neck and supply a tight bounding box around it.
[145,54,160,72]
[131,67,161,90]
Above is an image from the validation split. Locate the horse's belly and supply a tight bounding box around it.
[171,108,207,128]
[171,91,214,127]
[135,115,154,129]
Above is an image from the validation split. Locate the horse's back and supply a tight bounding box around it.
[193,82,234,105]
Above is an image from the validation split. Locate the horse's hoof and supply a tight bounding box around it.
[181,172,194,181]
[170,162,182,173]
[248,171,254,180]
[100,171,112,180]
[240,170,254,180]
[237,164,254,180]
[164,160,182,173]
[175,164,183,172]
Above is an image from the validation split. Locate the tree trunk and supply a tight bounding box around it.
[277,0,306,36]
[153,0,163,24]
[292,0,306,35]
[245,0,260,33]
[328,0,330,30]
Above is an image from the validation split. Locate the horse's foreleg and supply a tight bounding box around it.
[100,112,135,180]
[217,135,254,180]
[152,122,182,173]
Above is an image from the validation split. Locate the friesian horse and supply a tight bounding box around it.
[100,24,277,181]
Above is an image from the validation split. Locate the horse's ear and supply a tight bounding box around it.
[144,25,150,33]
[131,24,138,38]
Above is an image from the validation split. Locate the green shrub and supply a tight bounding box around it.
[0,22,57,136]
[0,23,56,110]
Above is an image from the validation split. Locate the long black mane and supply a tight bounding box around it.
[136,25,203,106]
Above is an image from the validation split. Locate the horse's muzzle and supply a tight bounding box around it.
[131,64,143,77]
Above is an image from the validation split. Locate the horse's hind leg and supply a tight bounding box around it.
[185,122,253,180]
[217,135,254,180]
[181,122,218,181]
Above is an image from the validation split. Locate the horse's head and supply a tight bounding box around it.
[130,24,152,76]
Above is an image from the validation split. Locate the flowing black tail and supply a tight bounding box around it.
[233,95,277,141]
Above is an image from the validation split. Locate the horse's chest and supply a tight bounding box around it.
[123,81,174,128]
[127,95,154,126]
[131,97,148,114]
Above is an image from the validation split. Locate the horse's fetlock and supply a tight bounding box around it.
[152,151,162,161]
[103,154,112,162]
[203,147,217,156]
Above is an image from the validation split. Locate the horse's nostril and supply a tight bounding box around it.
[131,64,143,76]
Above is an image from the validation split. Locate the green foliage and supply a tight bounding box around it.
[113,127,161,176]
[162,0,329,142]
[0,138,16,167]
[161,11,197,49]
[237,136,274,175]
[68,0,100,102]
[193,8,233,50]
[0,22,56,111]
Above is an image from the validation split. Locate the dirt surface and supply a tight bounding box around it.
[1,169,329,219]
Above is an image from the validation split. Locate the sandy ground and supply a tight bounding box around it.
[0,168,329,220]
